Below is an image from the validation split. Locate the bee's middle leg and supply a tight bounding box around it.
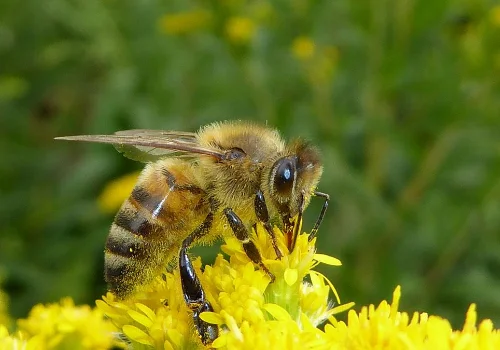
[254,189,283,258]
[223,208,275,282]
[179,212,218,345]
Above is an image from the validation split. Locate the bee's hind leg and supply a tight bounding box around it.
[179,212,218,345]
[223,207,275,282]
[254,189,283,259]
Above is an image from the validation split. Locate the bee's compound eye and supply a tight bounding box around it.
[273,158,295,195]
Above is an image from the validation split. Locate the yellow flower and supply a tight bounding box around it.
[98,224,351,349]
[490,6,500,27]
[96,270,201,349]
[292,37,340,86]
[158,10,212,35]
[97,171,140,214]
[0,325,43,350]
[225,17,257,45]
[201,227,351,349]
[1,298,120,350]
[325,286,500,349]
[3,224,498,349]
[291,36,316,61]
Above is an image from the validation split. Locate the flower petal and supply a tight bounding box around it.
[313,254,342,266]
[263,303,292,322]
[128,310,153,328]
[284,268,298,286]
[135,303,156,321]
[122,325,153,346]
[200,311,225,325]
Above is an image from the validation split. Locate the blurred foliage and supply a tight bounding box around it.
[1,0,499,329]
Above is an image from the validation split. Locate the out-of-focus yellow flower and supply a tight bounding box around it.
[225,17,257,44]
[2,298,120,350]
[292,38,340,85]
[291,36,316,61]
[0,325,43,350]
[325,286,500,349]
[98,224,351,349]
[159,10,212,35]
[98,171,140,214]
[490,6,500,27]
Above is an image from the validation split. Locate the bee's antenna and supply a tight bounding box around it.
[308,191,329,242]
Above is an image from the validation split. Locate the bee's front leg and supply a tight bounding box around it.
[179,212,218,345]
[308,191,330,242]
[223,208,275,282]
[254,189,283,258]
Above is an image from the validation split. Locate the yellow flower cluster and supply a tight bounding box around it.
[97,269,201,349]
[96,174,350,348]
[0,325,39,350]
[326,286,500,349]
[0,298,119,350]
[95,221,500,350]
[1,221,499,349]
[291,36,316,61]
[157,2,268,46]
[225,17,256,45]
[97,224,350,350]
[200,226,351,349]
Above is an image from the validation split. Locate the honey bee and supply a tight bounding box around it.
[56,120,328,344]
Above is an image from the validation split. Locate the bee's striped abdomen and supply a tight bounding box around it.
[104,198,163,297]
[106,221,148,260]
[104,160,209,298]
[114,208,154,237]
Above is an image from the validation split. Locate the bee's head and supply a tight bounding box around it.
[268,140,323,221]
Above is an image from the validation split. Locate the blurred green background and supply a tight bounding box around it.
[1,0,500,328]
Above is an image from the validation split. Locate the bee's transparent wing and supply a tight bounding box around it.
[112,129,206,162]
[115,129,197,141]
[55,129,224,162]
